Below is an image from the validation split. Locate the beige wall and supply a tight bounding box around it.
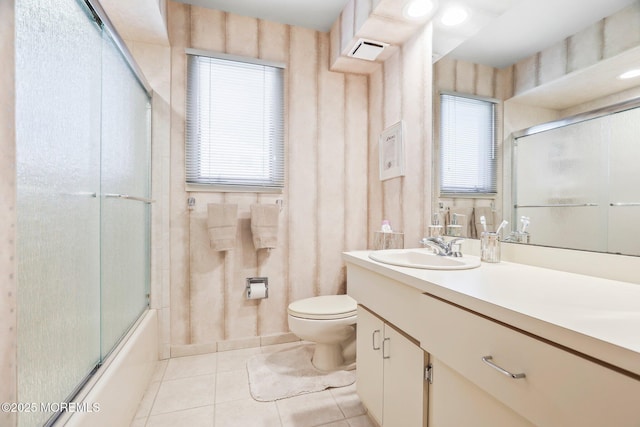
[513,2,640,97]
[167,3,370,353]
[0,2,17,425]
[368,23,434,248]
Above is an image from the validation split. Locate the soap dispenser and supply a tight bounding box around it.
[428,213,443,238]
[446,213,462,237]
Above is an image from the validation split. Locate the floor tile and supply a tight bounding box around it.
[260,341,306,354]
[151,359,168,382]
[151,374,215,415]
[276,390,345,427]
[217,347,262,373]
[215,369,250,404]
[129,418,146,427]
[146,405,214,427]
[330,383,366,419]
[214,398,281,427]
[346,414,378,427]
[133,380,161,420]
[133,343,370,427]
[315,421,350,427]
[163,352,217,380]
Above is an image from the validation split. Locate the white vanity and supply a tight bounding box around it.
[344,249,640,427]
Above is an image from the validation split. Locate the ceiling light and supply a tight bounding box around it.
[440,5,469,26]
[404,0,435,19]
[618,69,640,80]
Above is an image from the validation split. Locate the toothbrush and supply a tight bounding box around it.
[495,220,509,235]
[520,216,530,233]
[480,216,487,233]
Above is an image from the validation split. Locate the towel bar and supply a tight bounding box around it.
[514,203,598,208]
[104,193,155,204]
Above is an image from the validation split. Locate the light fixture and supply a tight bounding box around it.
[440,4,469,26]
[404,0,435,19]
[618,69,640,80]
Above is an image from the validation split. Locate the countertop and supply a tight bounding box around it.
[343,250,640,378]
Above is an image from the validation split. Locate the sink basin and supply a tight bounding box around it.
[368,248,481,270]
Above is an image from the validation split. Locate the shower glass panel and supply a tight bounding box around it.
[16,0,152,425]
[100,32,151,359]
[608,109,640,255]
[15,0,102,425]
[513,117,608,252]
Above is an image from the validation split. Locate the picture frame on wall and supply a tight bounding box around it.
[379,121,405,181]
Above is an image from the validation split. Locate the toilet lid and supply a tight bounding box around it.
[288,295,357,320]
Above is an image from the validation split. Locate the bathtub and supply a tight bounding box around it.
[58,309,158,427]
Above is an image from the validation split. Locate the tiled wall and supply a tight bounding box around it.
[167,3,369,353]
[0,3,17,425]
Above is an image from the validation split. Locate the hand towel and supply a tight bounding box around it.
[474,206,495,237]
[250,204,280,250]
[207,203,238,251]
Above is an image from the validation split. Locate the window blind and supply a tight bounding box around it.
[186,53,285,190]
[440,93,497,194]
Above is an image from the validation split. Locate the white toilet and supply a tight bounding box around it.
[287,294,357,372]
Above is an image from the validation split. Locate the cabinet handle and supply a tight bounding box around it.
[481,356,526,379]
[372,330,381,350]
[382,337,391,359]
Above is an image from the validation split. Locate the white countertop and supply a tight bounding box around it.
[343,250,640,378]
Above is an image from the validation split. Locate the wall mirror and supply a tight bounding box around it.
[509,99,640,256]
[433,1,640,257]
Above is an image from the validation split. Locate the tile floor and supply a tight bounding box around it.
[130,342,377,427]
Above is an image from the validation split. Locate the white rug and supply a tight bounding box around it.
[246,344,356,402]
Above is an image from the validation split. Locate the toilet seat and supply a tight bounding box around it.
[288,295,357,320]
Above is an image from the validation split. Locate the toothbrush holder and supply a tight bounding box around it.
[481,232,501,263]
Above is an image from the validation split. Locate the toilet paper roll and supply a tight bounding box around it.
[247,282,268,300]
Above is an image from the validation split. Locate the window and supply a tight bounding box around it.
[186,51,285,191]
[439,92,497,195]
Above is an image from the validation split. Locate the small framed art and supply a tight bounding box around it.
[379,121,405,181]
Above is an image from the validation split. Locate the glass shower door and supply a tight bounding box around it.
[513,118,609,252]
[16,1,152,424]
[15,0,102,425]
[608,109,640,255]
[99,32,152,359]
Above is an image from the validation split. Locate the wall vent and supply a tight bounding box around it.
[348,38,389,61]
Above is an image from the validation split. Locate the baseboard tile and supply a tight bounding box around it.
[170,332,301,358]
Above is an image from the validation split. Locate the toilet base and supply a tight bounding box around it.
[312,343,346,372]
[311,332,357,372]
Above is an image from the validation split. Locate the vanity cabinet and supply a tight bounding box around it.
[345,254,640,427]
[420,294,640,427]
[429,357,534,427]
[356,305,426,427]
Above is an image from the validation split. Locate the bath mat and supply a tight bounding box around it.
[246,344,356,402]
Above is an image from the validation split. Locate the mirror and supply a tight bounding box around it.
[435,2,640,257]
[509,99,640,256]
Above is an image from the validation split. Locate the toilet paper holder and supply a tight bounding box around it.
[246,277,269,299]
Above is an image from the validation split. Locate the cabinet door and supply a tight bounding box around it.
[356,306,384,425]
[429,358,535,427]
[382,324,425,427]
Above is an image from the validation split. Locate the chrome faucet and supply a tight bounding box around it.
[420,237,465,257]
